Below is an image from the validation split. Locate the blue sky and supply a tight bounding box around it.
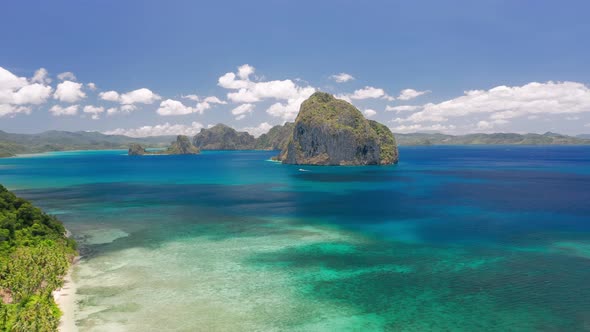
[1,0,589,136]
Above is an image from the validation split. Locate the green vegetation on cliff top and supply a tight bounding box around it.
[368,120,398,164]
[193,124,256,150]
[296,92,368,137]
[281,92,398,165]
[0,185,76,331]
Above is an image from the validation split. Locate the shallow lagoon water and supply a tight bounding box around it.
[1,146,590,331]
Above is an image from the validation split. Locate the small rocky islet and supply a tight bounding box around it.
[128,135,200,155]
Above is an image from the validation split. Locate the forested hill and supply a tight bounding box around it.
[394,132,590,146]
[0,185,77,331]
[0,130,174,157]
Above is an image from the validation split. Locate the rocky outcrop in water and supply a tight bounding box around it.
[128,143,146,155]
[278,92,398,165]
[165,135,200,154]
[193,124,256,150]
[128,135,199,155]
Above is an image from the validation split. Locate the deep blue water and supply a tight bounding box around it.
[1,146,589,331]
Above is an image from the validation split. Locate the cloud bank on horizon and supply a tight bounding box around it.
[1,64,590,137]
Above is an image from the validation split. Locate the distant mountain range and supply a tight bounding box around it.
[395,132,590,146]
[1,127,589,158]
[0,130,174,157]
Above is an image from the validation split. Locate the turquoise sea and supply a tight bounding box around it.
[1,146,590,331]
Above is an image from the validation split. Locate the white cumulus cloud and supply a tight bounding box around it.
[0,105,30,117]
[99,88,161,113]
[219,64,315,121]
[121,104,137,112]
[363,109,377,118]
[13,83,52,105]
[120,88,161,105]
[231,103,255,120]
[100,88,160,105]
[57,72,76,81]
[241,122,273,137]
[104,121,204,137]
[157,98,212,116]
[31,68,51,84]
[385,105,420,113]
[157,99,195,116]
[0,67,53,117]
[397,88,430,101]
[0,67,27,91]
[182,94,226,105]
[50,105,79,116]
[83,105,104,120]
[398,81,590,124]
[182,94,200,101]
[99,90,120,102]
[341,86,394,102]
[54,81,86,103]
[203,96,227,104]
[330,73,354,83]
[237,64,255,80]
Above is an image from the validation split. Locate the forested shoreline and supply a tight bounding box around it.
[0,185,76,331]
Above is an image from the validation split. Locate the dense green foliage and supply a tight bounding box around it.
[0,185,76,331]
[368,120,398,163]
[295,92,369,139]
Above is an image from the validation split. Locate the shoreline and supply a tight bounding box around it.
[54,256,79,332]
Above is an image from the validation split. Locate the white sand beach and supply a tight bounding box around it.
[54,260,79,332]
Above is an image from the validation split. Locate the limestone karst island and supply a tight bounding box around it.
[128,135,200,155]
[128,92,400,166]
[278,92,398,165]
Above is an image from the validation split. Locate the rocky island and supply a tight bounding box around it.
[128,135,200,155]
[278,92,398,165]
[193,124,256,150]
[255,122,295,150]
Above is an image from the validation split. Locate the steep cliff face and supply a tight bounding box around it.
[165,135,200,154]
[279,92,398,165]
[193,124,256,150]
[128,143,146,155]
[255,122,294,150]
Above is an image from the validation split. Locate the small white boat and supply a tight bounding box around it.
[299,168,310,172]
